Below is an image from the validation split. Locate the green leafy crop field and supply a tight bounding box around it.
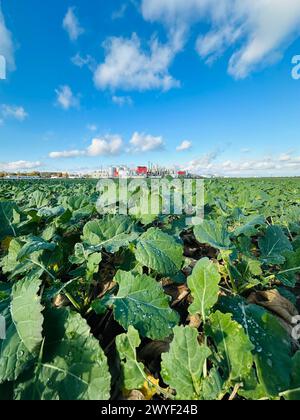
[0,178,300,400]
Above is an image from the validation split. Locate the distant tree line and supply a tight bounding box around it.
[0,172,70,178]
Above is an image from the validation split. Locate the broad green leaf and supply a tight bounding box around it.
[161,326,211,400]
[238,368,269,400]
[243,257,263,276]
[92,292,114,315]
[71,205,95,222]
[29,191,49,209]
[163,216,189,238]
[11,278,44,354]
[82,215,139,253]
[6,252,52,282]
[0,201,19,240]
[65,194,90,210]
[208,311,254,382]
[70,244,102,281]
[0,293,33,383]
[233,215,265,237]
[113,270,179,340]
[281,351,300,400]
[86,252,102,274]
[69,243,88,265]
[14,309,111,400]
[194,220,232,250]
[230,258,262,293]
[201,368,224,401]
[187,258,220,322]
[17,236,56,260]
[37,206,65,219]
[218,296,292,397]
[116,326,146,390]
[277,248,300,287]
[258,225,292,265]
[0,239,22,274]
[41,224,57,241]
[135,227,183,276]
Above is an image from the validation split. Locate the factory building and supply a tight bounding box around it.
[89,163,190,179]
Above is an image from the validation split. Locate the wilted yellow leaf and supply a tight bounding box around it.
[52,264,59,272]
[141,375,160,400]
[1,236,12,251]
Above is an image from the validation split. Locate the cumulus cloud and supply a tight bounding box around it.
[129,132,164,152]
[1,105,28,121]
[112,95,133,106]
[49,135,124,159]
[184,151,300,176]
[142,0,202,47]
[0,5,15,72]
[184,145,230,172]
[176,140,192,152]
[55,85,80,110]
[0,160,42,171]
[63,7,84,41]
[94,34,179,91]
[141,0,300,78]
[49,131,166,158]
[86,135,123,156]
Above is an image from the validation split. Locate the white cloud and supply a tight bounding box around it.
[71,53,96,71]
[141,0,300,78]
[0,5,15,72]
[49,150,84,159]
[1,105,28,121]
[63,7,84,41]
[86,135,123,156]
[55,85,79,110]
[279,153,292,162]
[94,34,179,91]
[184,150,300,176]
[129,132,164,152]
[49,132,165,158]
[112,95,133,106]
[49,135,124,159]
[0,160,42,171]
[176,140,192,152]
[184,145,229,172]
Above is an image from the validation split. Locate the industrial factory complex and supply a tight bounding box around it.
[1,163,191,180]
[89,164,188,179]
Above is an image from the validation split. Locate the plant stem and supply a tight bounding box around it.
[278,266,300,275]
[229,383,242,400]
[65,292,81,311]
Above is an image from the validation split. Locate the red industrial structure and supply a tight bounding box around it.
[136,166,148,176]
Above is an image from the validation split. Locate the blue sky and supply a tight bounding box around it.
[1,0,300,176]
